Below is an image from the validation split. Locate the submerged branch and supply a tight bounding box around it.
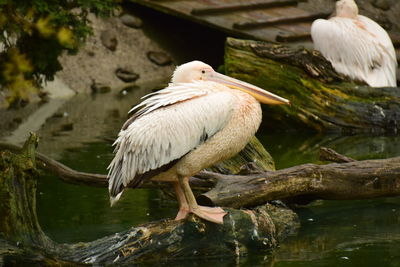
[319,146,356,163]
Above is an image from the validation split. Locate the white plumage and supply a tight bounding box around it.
[311,0,397,87]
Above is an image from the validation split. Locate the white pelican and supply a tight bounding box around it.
[108,61,290,224]
[311,0,397,87]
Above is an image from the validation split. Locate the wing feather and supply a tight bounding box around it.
[311,16,397,87]
[108,82,235,202]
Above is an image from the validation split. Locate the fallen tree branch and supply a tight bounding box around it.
[199,156,400,207]
[0,136,274,191]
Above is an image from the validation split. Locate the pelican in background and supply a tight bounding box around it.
[108,61,290,224]
[311,0,397,87]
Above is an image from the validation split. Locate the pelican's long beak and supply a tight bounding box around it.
[206,71,290,105]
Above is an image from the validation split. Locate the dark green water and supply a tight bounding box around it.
[37,129,400,266]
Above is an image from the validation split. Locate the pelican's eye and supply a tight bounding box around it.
[201,70,206,74]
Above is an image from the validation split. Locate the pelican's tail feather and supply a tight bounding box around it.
[110,191,123,207]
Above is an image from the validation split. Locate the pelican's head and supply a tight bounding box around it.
[172,60,213,83]
[336,0,358,18]
[172,60,290,105]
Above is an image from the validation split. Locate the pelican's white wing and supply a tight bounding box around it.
[311,16,397,87]
[108,82,235,204]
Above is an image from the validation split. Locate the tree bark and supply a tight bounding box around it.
[224,37,400,134]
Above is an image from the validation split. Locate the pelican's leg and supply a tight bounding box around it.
[178,176,227,224]
[173,181,189,220]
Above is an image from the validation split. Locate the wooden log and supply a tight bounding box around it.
[224,38,400,133]
[60,205,298,265]
[199,155,400,208]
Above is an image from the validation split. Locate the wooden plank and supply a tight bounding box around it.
[130,0,319,43]
[191,0,298,15]
[203,6,314,42]
[276,32,310,42]
[275,21,311,35]
[233,11,330,29]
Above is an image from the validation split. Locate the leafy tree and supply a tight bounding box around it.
[0,0,120,107]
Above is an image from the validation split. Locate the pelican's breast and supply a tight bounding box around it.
[175,89,262,177]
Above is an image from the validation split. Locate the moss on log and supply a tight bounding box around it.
[224,38,400,134]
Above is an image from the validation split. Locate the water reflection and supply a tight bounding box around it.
[272,198,400,266]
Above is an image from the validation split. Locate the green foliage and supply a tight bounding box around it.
[0,0,120,107]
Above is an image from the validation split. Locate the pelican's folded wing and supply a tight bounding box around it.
[108,82,235,202]
[311,17,397,87]
[358,15,397,86]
